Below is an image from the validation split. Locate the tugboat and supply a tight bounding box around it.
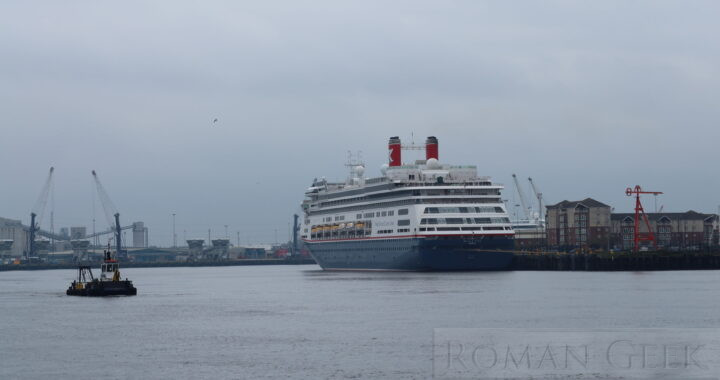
[66,242,137,296]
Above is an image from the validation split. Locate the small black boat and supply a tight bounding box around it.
[67,246,136,296]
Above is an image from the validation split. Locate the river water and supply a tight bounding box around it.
[1,265,719,379]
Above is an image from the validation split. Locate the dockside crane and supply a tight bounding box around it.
[528,177,544,226]
[28,167,54,259]
[92,170,123,258]
[625,185,663,252]
[512,174,531,222]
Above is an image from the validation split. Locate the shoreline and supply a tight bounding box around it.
[0,258,318,272]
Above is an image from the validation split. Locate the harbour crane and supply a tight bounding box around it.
[84,224,136,240]
[625,185,663,252]
[92,170,123,258]
[511,174,531,221]
[528,177,544,226]
[28,167,54,259]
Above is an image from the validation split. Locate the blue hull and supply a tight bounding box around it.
[305,235,514,271]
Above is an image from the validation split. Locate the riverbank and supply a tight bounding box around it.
[0,257,317,272]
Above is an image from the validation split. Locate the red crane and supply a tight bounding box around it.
[625,185,663,252]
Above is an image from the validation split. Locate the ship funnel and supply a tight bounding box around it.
[425,136,438,160]
[388,136,401,167]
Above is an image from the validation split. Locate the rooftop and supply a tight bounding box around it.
[611,210,718,221]
[546,198,611,209]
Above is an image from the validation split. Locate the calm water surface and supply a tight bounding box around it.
[1,265,719,379]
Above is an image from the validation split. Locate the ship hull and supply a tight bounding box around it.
[66,280,137,296]
[305,235,514,271]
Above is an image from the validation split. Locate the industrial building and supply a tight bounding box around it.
[0,217,28,258]
[611,211,719,251]
[70,227,86,240]
[132,222,148,247]
[0,213,149,261]
[513,224,547,250]
[546,198,612,250]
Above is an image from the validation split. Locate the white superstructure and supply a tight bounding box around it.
[300,137,514,243]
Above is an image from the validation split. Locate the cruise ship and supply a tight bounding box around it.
[300,136,515,271]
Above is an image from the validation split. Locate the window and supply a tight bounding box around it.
[423,206,505,214]
[398,220,410,226]
[397,228,410,233]
[446,218,464,224]
[398,209,409,215]
[388,211,394,216]
[381,211,387,217]
[356,214,362,219]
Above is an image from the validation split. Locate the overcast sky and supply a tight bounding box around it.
[1,1,719,246]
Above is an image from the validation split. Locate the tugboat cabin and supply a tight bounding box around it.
[100,261,120,281]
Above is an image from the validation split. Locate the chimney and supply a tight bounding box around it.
[425,136,438,160]
[388,136,401,167]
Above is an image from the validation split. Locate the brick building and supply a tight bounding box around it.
[546,198,611,250]
[611,211,719,251]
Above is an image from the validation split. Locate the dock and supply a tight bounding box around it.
[512,251,720,271]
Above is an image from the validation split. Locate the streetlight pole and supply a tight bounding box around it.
[172,213,176,248]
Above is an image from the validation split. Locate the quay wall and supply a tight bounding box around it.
[511,252,720,271]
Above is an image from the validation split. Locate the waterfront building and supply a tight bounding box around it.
[545,198,611,250]
[610,211,719,251]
